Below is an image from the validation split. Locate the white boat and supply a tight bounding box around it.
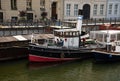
[90,29,120,62]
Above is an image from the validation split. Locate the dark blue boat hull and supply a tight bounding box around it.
[93,51,120,62]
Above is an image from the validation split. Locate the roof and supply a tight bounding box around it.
[90,30,120,34]
[50,26,69,29]
[13,35,27,41]
[0,36,17,42]
[54,28,79,32]
[0,34,54,43]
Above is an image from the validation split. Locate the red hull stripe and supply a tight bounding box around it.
[29,54,80,62]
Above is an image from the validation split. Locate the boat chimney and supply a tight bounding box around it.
[76,9,83,35]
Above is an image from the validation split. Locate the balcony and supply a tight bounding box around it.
[26,8,32,11]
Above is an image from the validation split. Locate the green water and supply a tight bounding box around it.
[0,59,120,81]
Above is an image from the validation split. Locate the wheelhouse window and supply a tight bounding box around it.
[114,4,118,15]
[54,31,79,37]
[111,34,116,41]
[73,32,76,36]
[74,4,78,16]
[26,0,32,10]
[108,4,113,14]
[66,4,71,16]
[93,4,98,15]
[11,0,17,10]
[97,34,103,42]
[117,34,120,40]
[100,4,104,15]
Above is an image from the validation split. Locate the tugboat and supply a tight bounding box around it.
[28,15,95,62]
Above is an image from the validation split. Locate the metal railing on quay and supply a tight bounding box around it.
[0,18,119,28]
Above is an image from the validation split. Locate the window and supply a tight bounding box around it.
[66,4,71,16]
[26,0,32,10]
[117,34,120,40]
[11,17,18,22]
[114,4,118,15]
[0,0,1,9]
[108,4,113,14]
[40,0,45,11]
[11,0,17,10]
[93,4,97,15]
[40,0,45,6]
[74,4,78,16]
[100,4,104,15]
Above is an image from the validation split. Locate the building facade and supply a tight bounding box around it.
[0,0,43,22]
[63,0,107,20]
[106,0,120,20]
[0,0,64,22]
[45,0,64,21]
[0,0,120,22]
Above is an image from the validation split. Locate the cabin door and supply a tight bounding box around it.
[83,4,90,19]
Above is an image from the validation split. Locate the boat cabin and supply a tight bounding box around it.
[90,30,120,45]
[54,28,80,48]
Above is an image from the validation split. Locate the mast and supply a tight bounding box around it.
[76,9,83,47]
[105,24,111,51]
[76,15,83,35]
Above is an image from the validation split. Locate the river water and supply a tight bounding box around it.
[0,59,120,81]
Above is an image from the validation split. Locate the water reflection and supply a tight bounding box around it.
[1,59,120,81]
[91,62,120,81]
[28,61,67,70]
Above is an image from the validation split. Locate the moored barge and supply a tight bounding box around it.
[0,35,29,61]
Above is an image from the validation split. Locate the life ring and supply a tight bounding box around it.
[65,38,67,42]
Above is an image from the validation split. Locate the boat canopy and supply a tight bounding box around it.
[90,30,120,44]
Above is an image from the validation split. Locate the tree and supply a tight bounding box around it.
[41,12,47,20]
[19,11,26,17]
[19,11,27,22]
